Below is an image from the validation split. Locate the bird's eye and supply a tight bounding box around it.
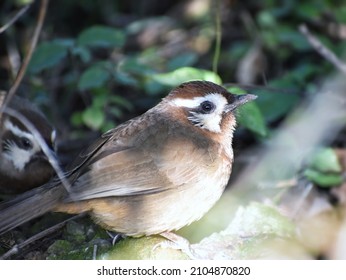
[19,137,33,150]
[200,101,215,114]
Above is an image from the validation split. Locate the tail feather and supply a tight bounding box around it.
[0,184,63,234]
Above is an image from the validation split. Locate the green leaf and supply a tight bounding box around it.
[71,111,83,127]
[257,11,277,28]
[113,71,139,87]
[290,64,320,84]
[227,86,247,95]
[77,25,126,48]
[110,95,134,111]
[78,66,110,90]
[260,30,280,49]
[167,52,198,71]
[296,3,325,19]
[71,46,91,63]
[143,79,167,95]
[335,6,346,22]
[53,38,75,48]
[255,86,299,122]
[108,107,123,118]
[101,120,116,133]
[152,67,222,87]
[303,168,343,188]
[308,148,342,173]
[227,86,267,136]
[28,41,68,73]
[82,107,105,130]
[276,29,310,51]
[93,94,108,108]
[237,102,268,137]
[15,0,34,5]
[119,57,156,76]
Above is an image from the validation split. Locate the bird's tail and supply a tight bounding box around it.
[0,183,64,235]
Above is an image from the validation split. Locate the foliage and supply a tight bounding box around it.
[2,0,344,137]
[303,148,343,187]
[25,22,266,134]
[27,25,128,131]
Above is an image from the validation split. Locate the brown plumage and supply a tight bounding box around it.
[0,81,256,236]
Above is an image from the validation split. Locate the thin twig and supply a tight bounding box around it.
[0,0,49,120]
[0,213,85,260]
[299,24,346,75]
[0,4,31,34]
[93,245,98,260]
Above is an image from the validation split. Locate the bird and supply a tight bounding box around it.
[0,81,256,237]
[0,95,56,194]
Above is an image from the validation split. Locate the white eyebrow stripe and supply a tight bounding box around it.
[3,119,41,155]
[172,97,203,108]
[4,119,34,141]
[171,93,227,109]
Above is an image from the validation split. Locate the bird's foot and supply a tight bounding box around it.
[106,231,124,246]
[153,232,198,259]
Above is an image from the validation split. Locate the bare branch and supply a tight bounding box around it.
[0,214,85,260]
[0,0,49,120]
[299,24,346,75]
[0,4,31,34]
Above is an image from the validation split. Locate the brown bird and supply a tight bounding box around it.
[0,81,256,236]
[0,96,56,194]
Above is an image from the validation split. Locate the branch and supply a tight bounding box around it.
[0,0,49,120]
[0,4,31,34]
[299,24,346,75]
[0,214,85,260]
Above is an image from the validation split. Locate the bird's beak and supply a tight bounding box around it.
[225,93,257,112]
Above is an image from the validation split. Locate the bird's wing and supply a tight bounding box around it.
[64,127,215,202]
[65,128,118,174]
[64,146,171,201]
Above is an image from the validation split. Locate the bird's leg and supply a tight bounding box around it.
[106,231,124,246]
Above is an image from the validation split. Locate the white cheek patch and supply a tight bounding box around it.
[172,93,228,133]
[3,119,41,171]
[4,144,32,171]
[188,112,222,133]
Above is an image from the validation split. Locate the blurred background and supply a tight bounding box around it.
[1,0,346,259]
